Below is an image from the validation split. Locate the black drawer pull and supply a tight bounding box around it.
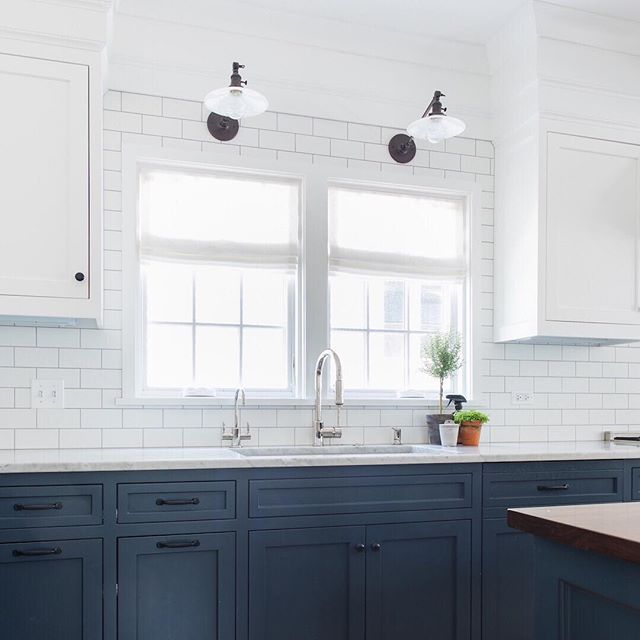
[536,483,570,491]
[354,543,365,552]
[371,543,381,551]
[155,497,200,506]
[13,547,62,557]
[14,502,63,511]
[156,540,200,549]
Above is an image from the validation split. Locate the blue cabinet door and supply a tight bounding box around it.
[482,518,534,640]
[366,520,473,640]
[118,532,235,640]
[249,526,367,640]
[0,538,102,640]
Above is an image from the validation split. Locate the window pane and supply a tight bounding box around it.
[242,328,288,389]
[195,266,240,324]
[146,324,192,389]
[243,271,288,326]
[330,186,464,260]
[369,279,405,330]
[409,333,440,392]
[409,283,445,331]
[331,330,367,389]
[369,333,405,390]
[142,170,298,246]
[195,326,240,388]
[144,262,192,323]
[330,275,366,329]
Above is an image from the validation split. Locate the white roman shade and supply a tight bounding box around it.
[329,184,466,279]
[139,167,300,270]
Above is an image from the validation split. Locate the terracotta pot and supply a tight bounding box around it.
[458,421,483,446]
[426,414,453,445]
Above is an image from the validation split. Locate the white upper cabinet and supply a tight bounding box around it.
[0,51,102,326]
[495,127,640,344]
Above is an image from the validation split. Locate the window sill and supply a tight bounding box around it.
[115,396,481,409]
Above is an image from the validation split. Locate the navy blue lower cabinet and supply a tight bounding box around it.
[0,538,102,640]
[249,526,367,640]
[482,518,534,640]
[117,532,235,640]
[366,520,472,640]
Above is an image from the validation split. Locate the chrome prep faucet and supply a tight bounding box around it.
[222,388,251,447]
[314,349,344,445]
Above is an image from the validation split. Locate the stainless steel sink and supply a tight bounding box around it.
[235,445,440,457]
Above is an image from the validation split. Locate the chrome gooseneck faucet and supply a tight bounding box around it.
[222,388,251,447]
[314,349,344,445]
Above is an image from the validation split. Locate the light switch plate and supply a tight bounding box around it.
[31,379,64,409]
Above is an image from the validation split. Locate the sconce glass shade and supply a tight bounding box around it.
[204,86,268,120]
[407,113,466,144]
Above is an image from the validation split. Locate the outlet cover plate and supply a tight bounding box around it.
[511,391,534,406]
[31,379,64,409]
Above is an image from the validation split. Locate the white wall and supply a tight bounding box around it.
[0,88,640,450]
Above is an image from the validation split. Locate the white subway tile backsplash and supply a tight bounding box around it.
[2,93,636,449]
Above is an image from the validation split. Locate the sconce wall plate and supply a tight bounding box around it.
[207,112,240,141]
[388,133,416,164]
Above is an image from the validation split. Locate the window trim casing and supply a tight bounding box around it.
[121,144,482,406]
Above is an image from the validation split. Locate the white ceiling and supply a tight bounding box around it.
[210,0,640,45]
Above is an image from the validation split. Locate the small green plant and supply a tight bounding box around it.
[421,331,463,414]
[453,410,489,425]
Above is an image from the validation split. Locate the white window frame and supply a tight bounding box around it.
[121,144,482,407]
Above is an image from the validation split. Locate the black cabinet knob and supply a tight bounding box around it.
[354,543,365,552]
[371,543,381,551]
[74,272,85,282]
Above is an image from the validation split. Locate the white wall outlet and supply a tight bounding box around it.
[511,391,534,406]
[31,379,64,409]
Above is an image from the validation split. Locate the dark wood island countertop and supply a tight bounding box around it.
[508,502,640,565]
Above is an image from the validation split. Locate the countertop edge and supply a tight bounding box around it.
[507,508,640,565]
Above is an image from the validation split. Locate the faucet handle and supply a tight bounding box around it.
[239,421,252,442]
[221,421,234,441]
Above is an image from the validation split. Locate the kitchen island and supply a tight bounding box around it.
[508,502,640,640]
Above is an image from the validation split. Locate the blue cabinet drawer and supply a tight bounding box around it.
[0,485,102,529]
[249,473,473,518]
[117,481,235,523]
[483,469,622,513]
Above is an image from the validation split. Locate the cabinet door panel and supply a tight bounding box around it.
[482,518,534,640]
[249,526,366,640]
[0,53,89,299]
[546,133,640,325]
[118,532,235,640]
[366,520,472,640]
[0,538,101,640]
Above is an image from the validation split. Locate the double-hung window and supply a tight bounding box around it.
[136,165,300,397]
[328,183,467,396]
[125,147,478,403]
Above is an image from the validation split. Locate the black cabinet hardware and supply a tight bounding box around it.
[74,272,85,282]
[155,497,200,506]
[13,502,63,511]
[371,543,381,551]
[354,543,365,552]
[156,540,201,549]
[13,547,62,557]
[536,484,570,491]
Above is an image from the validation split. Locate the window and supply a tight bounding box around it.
[124,147,479,404]
[137,167,299,395]
[329,184,467,395]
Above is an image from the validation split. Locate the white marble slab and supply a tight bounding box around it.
[1,441,640,473]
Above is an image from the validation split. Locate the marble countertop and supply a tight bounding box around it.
[1,441,640,473]
[508,502,640,564]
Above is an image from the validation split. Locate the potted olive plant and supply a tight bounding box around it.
[453,410,489,446]
[421,331,463,445]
